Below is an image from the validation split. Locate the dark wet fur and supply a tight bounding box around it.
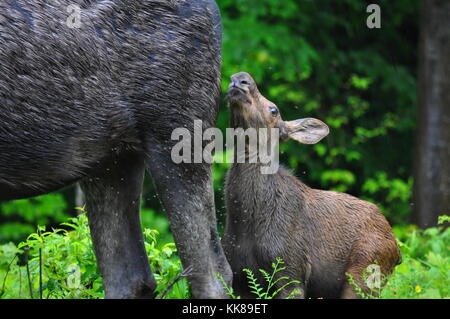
[0,0,231,298]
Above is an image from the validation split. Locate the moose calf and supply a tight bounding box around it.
[222,72,401,299]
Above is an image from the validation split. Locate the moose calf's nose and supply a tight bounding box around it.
[229,79,240,89]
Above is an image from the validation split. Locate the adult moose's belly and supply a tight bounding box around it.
[0,176,82,201]
[0,98,124,201]
[0,128,113,200]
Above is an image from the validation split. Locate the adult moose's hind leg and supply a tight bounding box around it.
[81,151,156,299]
[145,147,232,299]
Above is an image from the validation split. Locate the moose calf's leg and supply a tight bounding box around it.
[81,151,156,299]
[341,282,362,299]
[341,265,366,299]
[146,149,232,299]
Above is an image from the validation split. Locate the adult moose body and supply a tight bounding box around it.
[0,0,231,298]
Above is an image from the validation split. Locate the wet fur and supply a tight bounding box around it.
[223,73,401,299]
[0,0,231,298]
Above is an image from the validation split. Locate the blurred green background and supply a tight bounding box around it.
[0,0,419,244]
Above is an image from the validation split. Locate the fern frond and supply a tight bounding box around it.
[244,268,265,298]
[285,288,303,299]
[270,280,301,299]
[214,273,239,299]
[259,269,271,283]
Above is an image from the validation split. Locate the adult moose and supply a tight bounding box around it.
[0,0,231,298]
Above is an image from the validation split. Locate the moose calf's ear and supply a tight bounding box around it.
[285,118,330,144]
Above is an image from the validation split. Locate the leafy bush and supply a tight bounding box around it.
[381,219,449,299]
[0,193,70,244]
[0,211,189,299]
[141,207,174,247]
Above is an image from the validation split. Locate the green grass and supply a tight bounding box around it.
[0,210,189,299]
[0,213,448,299]
[345,217,449,299]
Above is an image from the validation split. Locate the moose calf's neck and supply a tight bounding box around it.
[227,160,310,231]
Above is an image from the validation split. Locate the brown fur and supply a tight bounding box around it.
[222,72,401,299]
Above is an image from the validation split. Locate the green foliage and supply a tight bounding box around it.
[141,207,174,247]
[1,214,448,299]
[0,213,189,299]
[438,215,450,225]
[217,258,302,299]
[347,219,449,299]
[0,194,70,244]
[362,173,413,224]
[143,228,190,299]
[215,273,240,299]
[346,273,374,299]
[384,222,449,299]
[0,213,101,299]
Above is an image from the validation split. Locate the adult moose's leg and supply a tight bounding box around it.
[81,151,156,299]
[145,145,232,299]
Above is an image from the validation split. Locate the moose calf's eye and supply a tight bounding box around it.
[269,107,279,116]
